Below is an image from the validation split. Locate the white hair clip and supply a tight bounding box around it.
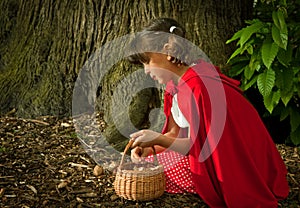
[169,26,177,33]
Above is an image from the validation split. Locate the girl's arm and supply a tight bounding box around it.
[131,114,190,156]
[153,114,180,153]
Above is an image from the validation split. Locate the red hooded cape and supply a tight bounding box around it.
[162,60,289,207]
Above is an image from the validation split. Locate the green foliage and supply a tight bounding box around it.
[226,0,300,145]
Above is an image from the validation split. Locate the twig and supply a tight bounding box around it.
[69,162,90,168]
[288,173,299,185]
[4,108,16,117]
[20,118,50,126]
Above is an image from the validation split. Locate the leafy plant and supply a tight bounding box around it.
[226,0,300,145]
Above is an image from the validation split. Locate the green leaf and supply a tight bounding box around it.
[240,42,254,55]
[263,90,281,113]
[249,55,261,72]
[277,9,288,33]
[242,75,258,91]
[226,30,243,44]
[280,1,287,7]
[272,24,288,50]
[280,33,288,47]
[290,109,300,131]
[227,47,243,63]
[244,65,255,80]
[257,68,276,97]
[281,90,294,106]
[272,11,281,29]
[277,44,292,67]
[261,37,279,69]
[275,67,294,105]
[228,63,248,77]
[297,81,300,98]
[279,106,290,121]
[228,56,250,65]
[295,46,300,63]
[246,45,253,55]
[226,57,251,79]
[275,67,294,90]
[291,126,300,146]
[239,21,265,47]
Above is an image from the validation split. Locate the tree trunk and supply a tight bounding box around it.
[0,0,253,151]
[184,0,254,67]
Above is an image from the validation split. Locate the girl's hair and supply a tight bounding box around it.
[142,17,185,36]
[127,18,190,65]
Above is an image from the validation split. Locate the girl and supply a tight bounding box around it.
[128,17,289,207]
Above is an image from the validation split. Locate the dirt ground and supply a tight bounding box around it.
[0,116,299,208]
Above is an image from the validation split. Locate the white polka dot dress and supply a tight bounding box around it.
[146,150,196,193]
[159,151,196,194]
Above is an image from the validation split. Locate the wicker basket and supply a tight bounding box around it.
[114,140,166,201]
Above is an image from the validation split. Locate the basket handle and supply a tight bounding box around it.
[119,139,159,169]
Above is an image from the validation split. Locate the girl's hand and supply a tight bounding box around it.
[130,146,153,163]
[130,129,162,148]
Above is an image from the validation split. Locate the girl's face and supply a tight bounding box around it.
[143,53,179,84]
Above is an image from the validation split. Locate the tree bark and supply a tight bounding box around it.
[0,0,253,150]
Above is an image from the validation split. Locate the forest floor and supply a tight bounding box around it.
[0,116,299,208]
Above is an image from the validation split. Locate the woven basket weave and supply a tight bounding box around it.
[114,140,166,201]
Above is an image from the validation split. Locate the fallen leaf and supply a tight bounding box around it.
[93,165,104,176]
[76,197,84,203]
[0,188,5,197]
[57,180,69,189]
[26,185,37,195]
